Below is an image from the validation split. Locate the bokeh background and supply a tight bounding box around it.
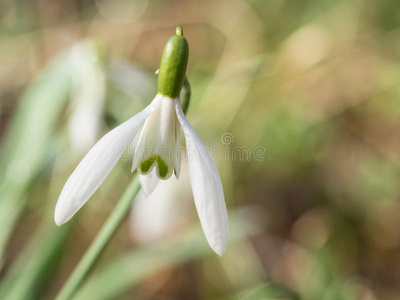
[1,0,400,299]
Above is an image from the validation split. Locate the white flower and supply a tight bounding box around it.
[68,40,106,155]
[55,95,228,256]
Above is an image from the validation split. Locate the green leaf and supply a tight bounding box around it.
[0,55,72,262]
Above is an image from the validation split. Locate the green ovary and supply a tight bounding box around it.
[140,155,169,178]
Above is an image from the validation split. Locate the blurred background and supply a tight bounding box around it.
[1,0,400,299]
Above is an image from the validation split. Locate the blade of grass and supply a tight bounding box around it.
[237,283,300,300]
[0,221,72,300]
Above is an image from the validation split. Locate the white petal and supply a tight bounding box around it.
[54,96,161,226]
[139,170,159,196]
[175,100,228,256]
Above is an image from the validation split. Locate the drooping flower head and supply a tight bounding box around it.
[55,26,228,256]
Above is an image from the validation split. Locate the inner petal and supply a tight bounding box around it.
[140,155,169,178]
[133,96,179,179]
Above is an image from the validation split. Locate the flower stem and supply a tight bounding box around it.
[180,77,191,115]
[55,175,141,300]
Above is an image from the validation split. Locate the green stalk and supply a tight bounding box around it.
[55,176,141,300]
[180,77,191,115]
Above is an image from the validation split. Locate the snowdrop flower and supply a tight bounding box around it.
[68,40,106,155]
[55,26,228,256]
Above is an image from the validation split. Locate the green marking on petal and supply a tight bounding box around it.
[157,156,169,178]
[140,157,155,173]
[140,155,169,178]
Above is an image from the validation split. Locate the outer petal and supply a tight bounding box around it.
[130,164,191,244]
[139,170,159,195]
[174,100,228,256]
[54,96,161,225]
